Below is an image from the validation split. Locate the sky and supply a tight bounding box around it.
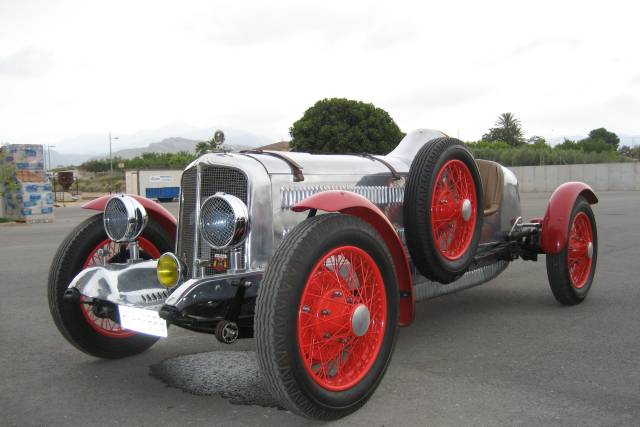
[1,0,639,154]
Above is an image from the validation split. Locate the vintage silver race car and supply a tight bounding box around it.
[48,129,599,420]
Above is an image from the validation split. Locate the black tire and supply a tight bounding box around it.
[256,214,399,420]
[47,213,174,359]
[546,197,597,305]
[403,137,483,283]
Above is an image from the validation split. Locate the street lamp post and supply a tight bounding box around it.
[109,132,119,177]
[46,145,56,202]
[46,145,55,173]
[108,133,120,194]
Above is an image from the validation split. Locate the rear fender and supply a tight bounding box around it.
[293,190,414,326]
[82,195,177,241]
[541,182,598,254]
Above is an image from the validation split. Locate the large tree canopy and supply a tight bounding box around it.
[289,98,404,154]
[588,127,620,150]
[482,112,525,147]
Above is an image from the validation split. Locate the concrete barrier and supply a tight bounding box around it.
[508,162,640,192]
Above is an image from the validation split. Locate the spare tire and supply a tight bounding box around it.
[403,137,483,283]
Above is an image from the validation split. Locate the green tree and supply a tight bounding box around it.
[0,149,20,199]
[195,139,223,156]
[289,98,404,154]
[577,137,613,153]
[528,135,548,149]
[482,112,525,147]
[618,145,640,160]
[555,138,580,151]
[588,128,620,150]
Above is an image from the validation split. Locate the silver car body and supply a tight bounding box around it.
[70,129,522,312]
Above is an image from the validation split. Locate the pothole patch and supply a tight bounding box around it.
[150,351,280,408]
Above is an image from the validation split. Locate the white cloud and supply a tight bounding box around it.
[0,47,52,77]
[0,0,638,150]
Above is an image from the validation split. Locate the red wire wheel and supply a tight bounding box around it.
[48,213,173,358]
[567,212,594,289]
[297,246,387,391]
[404,137,483,283]
[79,237,161,338]
[256,214,399,419]
[431,159,478,260]
[546,196,598,305]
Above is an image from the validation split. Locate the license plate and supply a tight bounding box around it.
[118,305,168,337]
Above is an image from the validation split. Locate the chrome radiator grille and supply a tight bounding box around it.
[176,164,248,277]
[176,167,198,275]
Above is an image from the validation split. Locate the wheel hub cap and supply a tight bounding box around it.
[461,199,472,222]
[351,304,371,337]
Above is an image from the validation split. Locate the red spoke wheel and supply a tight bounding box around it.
[256,214,399,420]
[48,213,173,358]
[404,137,483,283]
[567,212,594,289]
[546,197,598,305]
[78,237,161,338]
[431,159,478,260]
[298,246,387,391]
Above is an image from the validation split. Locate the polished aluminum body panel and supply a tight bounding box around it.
[69,260,168,309]
[67,129,522,313]
[182,129,521,290]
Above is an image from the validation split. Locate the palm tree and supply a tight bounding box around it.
[482,112,525,147]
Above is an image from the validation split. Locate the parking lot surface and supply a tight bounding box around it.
[1,192,639,426]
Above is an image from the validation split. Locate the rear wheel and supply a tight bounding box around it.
[256,214,399,420]
[546,197,598,305]
[403,137,483,283]
[48,213,174,358]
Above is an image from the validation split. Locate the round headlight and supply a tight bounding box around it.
[199,194,249,249]
[157,252,182,288]
[103,195,148,242]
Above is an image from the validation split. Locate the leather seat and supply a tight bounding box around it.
[475,159,504,216]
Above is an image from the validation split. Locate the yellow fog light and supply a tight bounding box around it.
[157,253,181,288]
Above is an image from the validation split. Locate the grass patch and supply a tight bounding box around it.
[0,217,13,223]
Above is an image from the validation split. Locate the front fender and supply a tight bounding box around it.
[541,182,598,254]
[83,195,177,240]
[293,190,414,326]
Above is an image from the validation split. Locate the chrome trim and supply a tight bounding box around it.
[193,164,202,277]
[280,185,404,210]
[68,259,167,308]
[103,195,148,243]
[413,260,509,301]
[199,193,249,249]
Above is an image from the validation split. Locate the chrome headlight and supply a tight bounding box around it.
[103,195,148,242]
[199,193,249,249]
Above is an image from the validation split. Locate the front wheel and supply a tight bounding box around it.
[256,214,399,420]
[546,197,598,305]
[47,213,174,358]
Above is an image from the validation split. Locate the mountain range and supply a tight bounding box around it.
[47,125,271,167]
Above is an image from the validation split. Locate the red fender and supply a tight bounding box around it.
[541,182,598,254]
[82,195,177,241]
[293,191,414,327]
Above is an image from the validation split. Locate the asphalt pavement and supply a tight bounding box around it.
[1,192,639,426]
